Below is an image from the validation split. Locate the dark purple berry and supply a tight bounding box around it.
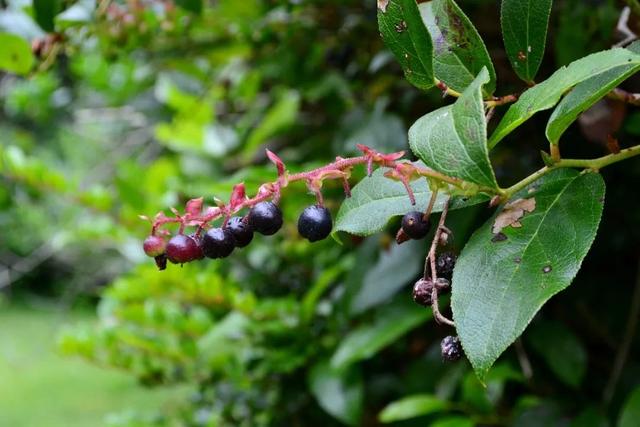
[226,216,253,248]
[201,227,235,259]
[441,335,463,362]
[412,278,433,306]
[401,211,430,239]
[143,235,166,257]
[154,254,167,271]
[248,201,283,235]
[166,234,202,264]
[436,252,457,279]
[297,205,332,242]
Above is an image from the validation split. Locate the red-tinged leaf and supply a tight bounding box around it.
[266,149,286,176]
[185,197,204,217]
[155,211,170,221]
[230,183,247,209]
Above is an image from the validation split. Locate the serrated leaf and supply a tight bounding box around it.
[308,360,363,426]
[409,68,498,188]
[419,0,496,95]
[489,48,640,148]
[501,0,552,83]
[0,33,34,75]
[331,299,431,369]
[379,395,448,423]
[33,0,61,32]
[451,169,605,380]
[546,42,640,144]
[619,387,640,427]
[526,320,587,388]
[378,0,434,90]
[334,162,489,236]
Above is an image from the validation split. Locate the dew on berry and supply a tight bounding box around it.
[298,205,332,242]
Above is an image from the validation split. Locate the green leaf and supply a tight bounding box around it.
[409,68,498,188]
[175,0,203,14]
[489,48,640,148]
[546,43,640,144]
[33,0,62,32]
[349,239,425,314]
[526,320,587,387]
[500,0,553,83]
[432,416,474,427]
[334,162,489,236]
[379,395,448,423]
[308,360,363,426]
[619,387,640,427]
[331,299,431,369]
[0,33,34,75]
[451,169,605,380]
[378,0,434,90]
[419,0,496,95]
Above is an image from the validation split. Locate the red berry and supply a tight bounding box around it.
[166,234,202,264]
[143,235,166,257]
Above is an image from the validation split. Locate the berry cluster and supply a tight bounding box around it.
[143,201,334,269]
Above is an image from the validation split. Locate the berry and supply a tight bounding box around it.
[201,227,235,259]
[412,278,433,306]
[154,254,167,271]
[226,216,254,248]
[441,336,463,362]
[436,252,457,278]
[143,235,166,257]
[166,234,203,264]
[248,201,283,235]
[401,211,430,239]
[297,205,333,242]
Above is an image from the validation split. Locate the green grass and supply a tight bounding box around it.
[0,304,188,427]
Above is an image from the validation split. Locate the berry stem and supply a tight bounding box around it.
[424,196,455,327]
[423,187,439,221]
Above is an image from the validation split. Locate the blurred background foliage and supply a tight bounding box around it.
[0,0,639,426]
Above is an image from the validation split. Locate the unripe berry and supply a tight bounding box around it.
[436,252,457,279]
[226,216,253,248]
[201,227,235,259]
[166,234,203,264]
[441,335,463,362]
[297,205,332,242]
[248,201,283,235]
[401,211,430,239]
[143,235,166,257]
[412,278,433,306]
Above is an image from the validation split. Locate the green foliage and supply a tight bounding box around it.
[420,0,496,95]
[500,0,553,83]
[409,68,497,188]
[378,394,448,423]
[0,32,34,75]
[452,169,605,379]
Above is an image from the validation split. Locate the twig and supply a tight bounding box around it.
[425,196,455,327]
[603,254,640,404]
[607,88,640,106]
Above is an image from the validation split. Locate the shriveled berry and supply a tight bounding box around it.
[436,252,457,278]
[248,201,283,235]
[401,211,430,239]
[298,205,332,242]
[412,278,433,307]
[441,335,463,362]
[154,254,167,271]
[226,216,253,248]
[166,234,202,264]
[143,235,166,257]
[202,227,235,259]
